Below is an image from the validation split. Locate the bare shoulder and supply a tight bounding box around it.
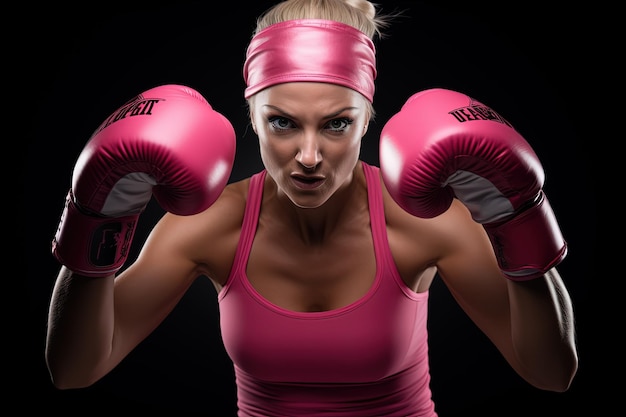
[379,172,479,251]
[210,177,252,220]
[146,177,253,285]
[377,171,493,289]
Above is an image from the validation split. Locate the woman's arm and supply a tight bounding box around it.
[505,268,577,391]
[45,217,201,389]
[434,201,578,392]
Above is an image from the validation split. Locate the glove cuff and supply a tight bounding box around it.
[483,191,567,281]
[51,190,139,277]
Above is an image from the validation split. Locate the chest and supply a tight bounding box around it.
[246,218,377,312]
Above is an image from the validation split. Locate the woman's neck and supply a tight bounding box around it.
[268,163,367,245]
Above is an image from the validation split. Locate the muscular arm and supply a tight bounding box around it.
[435,201,578,392]
[46,268,116,388]
[45,182,246,389]
[505,269,577,391]
[380,88,578,392]
[45,222,200,389]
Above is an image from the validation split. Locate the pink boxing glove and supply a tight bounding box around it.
[379,88,566,280]
[52,84,236,277]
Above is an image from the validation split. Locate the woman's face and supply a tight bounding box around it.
[250,82,370,209]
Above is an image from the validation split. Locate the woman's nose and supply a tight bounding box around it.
[295,134,322,169]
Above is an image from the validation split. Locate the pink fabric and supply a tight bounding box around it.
[218,162,437,416]
[243,19,377,101]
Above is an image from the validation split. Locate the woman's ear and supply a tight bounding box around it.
[362,115,370,137]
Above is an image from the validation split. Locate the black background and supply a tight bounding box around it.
[25,1,596,415]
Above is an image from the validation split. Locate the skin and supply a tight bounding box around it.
[46,82,578,395]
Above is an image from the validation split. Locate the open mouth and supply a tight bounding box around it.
[291,175,325,190]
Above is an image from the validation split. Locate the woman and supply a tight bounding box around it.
[45,0,578,415]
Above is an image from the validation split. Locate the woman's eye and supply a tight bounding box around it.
[326,118,353,132]
[268,116,293,131]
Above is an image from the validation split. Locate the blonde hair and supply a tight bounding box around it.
[254,0,391,41]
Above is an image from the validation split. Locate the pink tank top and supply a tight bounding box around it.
[218,162,436,416]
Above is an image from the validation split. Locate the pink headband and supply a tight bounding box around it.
[243,19,377,102]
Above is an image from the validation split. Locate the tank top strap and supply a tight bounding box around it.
[220,170,266,294]
[362,162,389,268]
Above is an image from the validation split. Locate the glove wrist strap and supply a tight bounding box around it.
[483,191,567,281]
[52,190,139,277]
